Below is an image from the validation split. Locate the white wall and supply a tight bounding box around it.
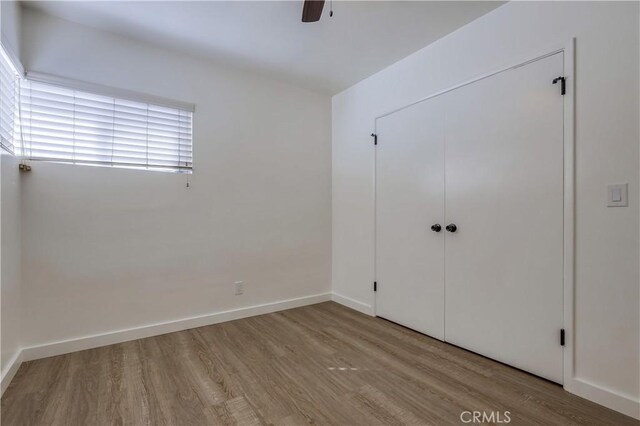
[1,153,22,389]
[332,1,639,418]
[19,9,331,347]
[0,0,23,392]
[1,0,20,58]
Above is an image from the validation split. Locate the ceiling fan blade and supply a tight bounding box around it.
[302,0,325,22]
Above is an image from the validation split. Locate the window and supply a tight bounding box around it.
[19,78,193,173]
[0,44,21,154]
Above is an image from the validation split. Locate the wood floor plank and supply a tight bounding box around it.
[348,384,426,425]
[211,396,263,426]
[2,302,637,426]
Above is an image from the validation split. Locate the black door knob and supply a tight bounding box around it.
[446,224,457,233]
[430,224,442,232]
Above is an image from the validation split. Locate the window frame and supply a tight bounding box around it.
[0,40,23,155]
[19,71,196,173]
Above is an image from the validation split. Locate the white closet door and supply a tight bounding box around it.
[376,97,445,339]
[444,53,564,383]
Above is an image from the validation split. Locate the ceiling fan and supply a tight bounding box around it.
[302,0,332,22]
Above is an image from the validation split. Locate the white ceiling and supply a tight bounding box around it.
[24,1,504,94]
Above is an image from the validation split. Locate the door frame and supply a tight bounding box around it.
[373,39,575,388]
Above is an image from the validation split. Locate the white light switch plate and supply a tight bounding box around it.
[607,184,628,207]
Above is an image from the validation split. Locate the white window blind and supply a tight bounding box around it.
[19,79,193,172]
[0,45,20,154]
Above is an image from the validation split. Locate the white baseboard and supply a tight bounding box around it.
[331,292,374,316]
[1,349,23,396]
[566,378,639,420]
[21,293,332,362]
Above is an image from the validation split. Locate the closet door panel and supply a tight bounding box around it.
[444,53,564,383]
[376,97,445,339]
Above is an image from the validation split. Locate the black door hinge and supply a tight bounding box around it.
[371,133,377,145]
[373,281,377,292]
[552,76,566,95]
[560,329,565,346]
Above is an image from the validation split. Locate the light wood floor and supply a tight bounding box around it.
[2,302,637,425]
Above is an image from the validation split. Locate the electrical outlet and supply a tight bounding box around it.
[234,281,244,295]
